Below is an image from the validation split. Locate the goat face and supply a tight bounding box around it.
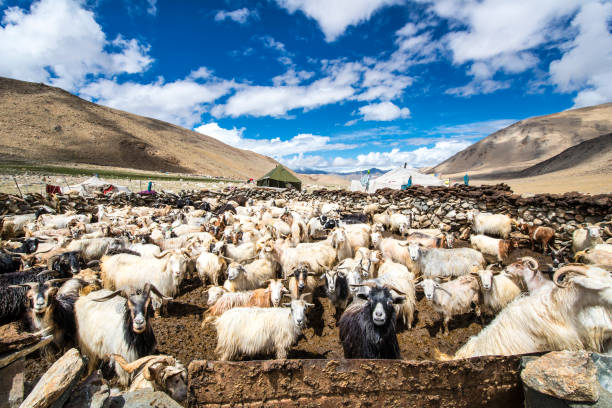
[285,298,312,329]
[324,270,338,293]
[127,289,152,334]
[418,279,437,301]
[370,232,382,248]
[398,223,408,236]
[27,282,57,315]
[445,233,455,248]
[227,263,245,281]
[161,368,188,402]
[408,242,421,261]
[268,280,288,307]
[211,241,225,255]
[478,270,493,291]
[587,227,601,239]
[167,253,187,279]
[53,252,81,275]
[358,286,404,327]
[293,266,309,291]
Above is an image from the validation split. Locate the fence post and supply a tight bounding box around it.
[12,176,23,198]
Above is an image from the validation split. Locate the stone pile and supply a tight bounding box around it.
[1,183,611,243]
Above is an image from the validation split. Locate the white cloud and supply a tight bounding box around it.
[275,0,402,42]
[549,1,612,107]
[358,101,410,121]
[80,75,234,128]
[0,0,152,91]
[261,35,286,52]
[146,0,157,16]
[194,123,356,157]
[282,140,472,172]
[214,8,257,24]
[212,62,362,118]
[424,0,585,97]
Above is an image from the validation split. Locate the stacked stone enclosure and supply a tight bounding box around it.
[2,184,611,244]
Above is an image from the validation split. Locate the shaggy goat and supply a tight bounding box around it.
[338,284,405,359]
[74,284,165,385]
[214,294,314,360]
[450,264,612,359]
[467,210,512,238]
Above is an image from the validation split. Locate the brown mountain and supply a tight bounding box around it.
[431,102,612,177]
[0,77,278,179]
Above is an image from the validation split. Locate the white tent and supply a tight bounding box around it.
[62,175,130,195]
[351,167,442,193]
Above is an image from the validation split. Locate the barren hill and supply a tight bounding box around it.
[0,77,278,179]
[517,132,612,177]
[432,103,612,177]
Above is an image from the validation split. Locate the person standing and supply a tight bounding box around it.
[464,173,469,186]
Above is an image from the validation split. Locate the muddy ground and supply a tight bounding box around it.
[23,241,553,398]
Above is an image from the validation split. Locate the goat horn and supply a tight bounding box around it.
[520,256,539,271]
[604,225,612,237]
[46,278,71,286]
[154,250,172,259]
[298,292,311,300]
[93,290,126,302]
[145,283,173,301]
[383,283,407,296]
[9,282,37,289]
[553,265,589,288]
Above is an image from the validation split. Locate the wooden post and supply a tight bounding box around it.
[12,176,23,198]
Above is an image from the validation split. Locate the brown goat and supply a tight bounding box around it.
[519,223,555,253]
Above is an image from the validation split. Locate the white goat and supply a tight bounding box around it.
[467,210,512,238]
[472,266,521,316]
[451,265,612,358]
[214,296,314,360]
[407,243,485,277]
[417,276,480,335]
[196,252,227,285]
[572,226,604,253]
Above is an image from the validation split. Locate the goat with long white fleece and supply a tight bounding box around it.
[417,276,481,335]
[206,279,288,317]
[389,213,411,237]
[272,239,336,277]
[74,284,165,385]
[467,210,512,239]
[196,252,227,285]
[572,226,604,253]
[472,266,521,316]
[448,265,612,359]
[101,250,188,313]
[214,294,314,360]
[407,243,485,278]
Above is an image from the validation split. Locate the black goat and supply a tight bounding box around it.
[48,251,82,275]
[18,279,77,348]
[340,213,369,225]
[214,203,236,215]
[0,250,22,274]
[0,269,69,325]
[338,285,405,359]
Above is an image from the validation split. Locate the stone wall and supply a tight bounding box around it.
[1,183,610,243]
[188,356,528,407]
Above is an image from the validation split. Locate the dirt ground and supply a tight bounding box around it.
[22,241,553,399]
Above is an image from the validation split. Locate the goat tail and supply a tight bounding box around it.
[433,347,453,361]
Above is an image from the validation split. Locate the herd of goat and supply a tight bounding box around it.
[1,195,611,402]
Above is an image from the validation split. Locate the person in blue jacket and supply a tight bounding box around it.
[464,173,469,186]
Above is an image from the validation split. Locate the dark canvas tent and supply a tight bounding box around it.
[257,165,302,190]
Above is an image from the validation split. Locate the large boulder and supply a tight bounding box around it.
[521,351,598,403]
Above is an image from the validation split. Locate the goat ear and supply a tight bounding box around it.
[356,292,368,300]
[145,362,165,382]
[392,295,405,305]
[572,276,609,291]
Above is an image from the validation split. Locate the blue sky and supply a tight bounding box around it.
[1,0,611,173]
